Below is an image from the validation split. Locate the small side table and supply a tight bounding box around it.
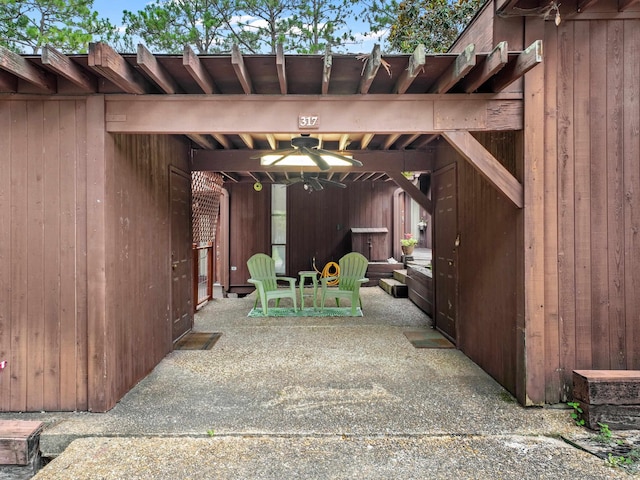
[298,271,319,309]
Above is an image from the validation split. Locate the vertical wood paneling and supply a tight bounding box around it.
[108,134,188,405]
[623,20,640,369]
[573,21,593,370]
[522,17,546,405]
[10,101,28,411]
[543,21,561,402]
[0,101,11,410]
[74,100,88,409]
[26,101,45,411]
[556,22,577,396]
[43,101,61,410]
[589,21,610,370]
[606,21,626,370]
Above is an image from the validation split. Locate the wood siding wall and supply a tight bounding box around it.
[542,18,640,402]
[0,99,89,412]
[431,132,523,397]
[105,134,190,408]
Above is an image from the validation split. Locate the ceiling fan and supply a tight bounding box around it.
[279,172,346,192]
[254,134,363,171]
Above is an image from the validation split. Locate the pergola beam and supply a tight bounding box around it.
[441,130,523,208]
[42,46,96,92]
[88,42,149,94]
[383,134,401,150]
[394,44,425,94]
[187,134,215,149]
[0,45,56,93]
[359,44,381,94]
[137,44,181,94]
[192,149,433,173]
[491,40,543,92]
[620,0,640,10]
[322,47,332,95]
[461,42,508,93]
[386,171,432,214]
[428,43,476,94]
[105,94,523,134]
[276,43,287,94]
[183,45,217,94]
[265,134,277,150]
[231,44,252,94]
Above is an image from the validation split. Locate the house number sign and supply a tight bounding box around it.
[298,114,319,129]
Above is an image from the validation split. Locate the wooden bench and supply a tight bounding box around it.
[0,420,43,471]
[573,370,640,430]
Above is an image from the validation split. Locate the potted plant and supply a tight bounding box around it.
[400,233,418,255]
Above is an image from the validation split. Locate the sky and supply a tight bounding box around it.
[91,0,386,54]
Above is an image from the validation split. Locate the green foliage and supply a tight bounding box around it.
[387,0,484,53]
[567,401,585,426]
[0,0,118,53]
[121,0,369,54]
[207,428,215,437]
[595,422,613,443]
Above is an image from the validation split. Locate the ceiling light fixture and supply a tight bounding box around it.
[261,153,354,167]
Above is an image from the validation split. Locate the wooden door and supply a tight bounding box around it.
[170,167,193,342]
[433,164,458,342]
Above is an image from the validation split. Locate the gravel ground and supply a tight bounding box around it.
[2,287,635,479]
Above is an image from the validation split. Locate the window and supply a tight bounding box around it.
[271,184,287,274]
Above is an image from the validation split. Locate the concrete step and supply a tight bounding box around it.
[378,278,408,298]
[393,269,408,283]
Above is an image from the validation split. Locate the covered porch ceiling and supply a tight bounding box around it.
[1,39,543,210]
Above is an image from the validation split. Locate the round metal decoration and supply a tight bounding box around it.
[253,181,263,192]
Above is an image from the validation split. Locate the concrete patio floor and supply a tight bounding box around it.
[1,287,630,479]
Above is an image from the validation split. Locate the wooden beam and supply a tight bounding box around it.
[183,45,217,94]
[88,42,149,94]
[212,134,231,149]
[491,40,543,93]
[386,171,432,214]
[461,42,508,93]
[265,134,277,150]
[231,44,252,94]
[221,172,240,182]
[397,134,421,149]
[239,133,254,149]
[428,44,476,94]
[339,172,350,182]
[137,44,181,94]
[263,171,275,182]
[383,133,401,150]
[322,46,332,95]
[359,44,381,94]
[42,46,95,92]
[192,149,433,173]
[577,0,599,11]
[619,0,640,10]
[393,44,425,94]
[0,69,17,92]
[105,94,523,134]
[187,134,215,149]
[0,45,56,93]
[360,133,374,149]
[495,0,518,13]
[441,130,523,208]
[338,134,350,151]
[413,134,439,148]
[276,43,287,94]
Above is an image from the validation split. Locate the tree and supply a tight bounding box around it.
[0,0,118,54]
[122,0,236,54]
[286,0,354,54]
[387,0,483,53]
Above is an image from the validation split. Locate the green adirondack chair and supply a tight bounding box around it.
[320,252,369,316]
[247,253,298,314]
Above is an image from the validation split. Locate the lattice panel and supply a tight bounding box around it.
[192,172,224,245]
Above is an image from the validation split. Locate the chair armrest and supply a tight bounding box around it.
[358,277,369,284]
[320,276,338,287]
[276,276,297,288]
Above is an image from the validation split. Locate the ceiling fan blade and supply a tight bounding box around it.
[250,147,296,160]
[308,177,324,191]
[315,149,363,167]
[279,176,304,185]
[318,177,346,188]
[300,147,331,171]
[269,150,299,166]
